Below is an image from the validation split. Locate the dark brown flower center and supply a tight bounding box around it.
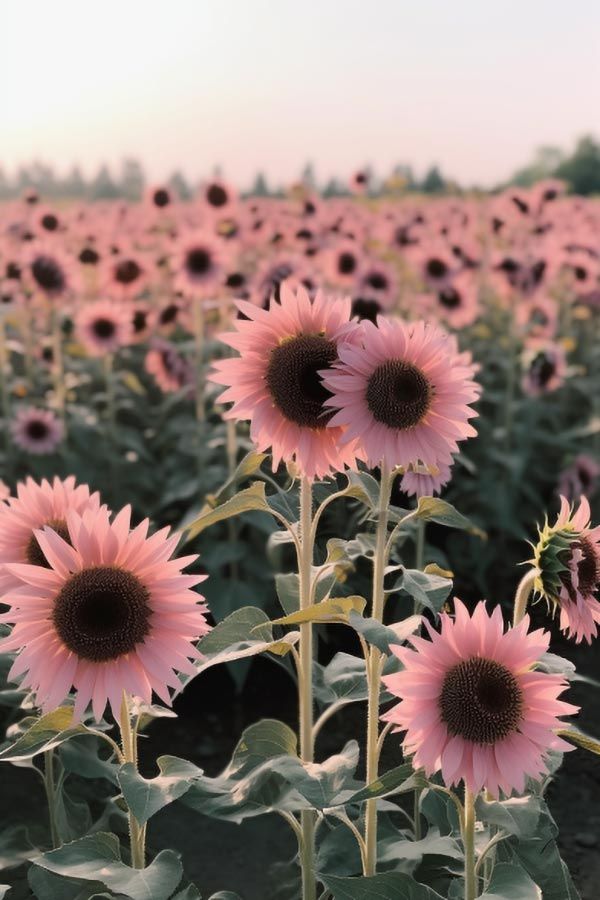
[439,288,461,309]
[159,304,179,325]
[115,259,141,285]
[366,360,432,429]
[570,536,600,597]
[426,258,447,280]
[265,334,337,429]
[206,184,228,207]
[25,419,50,441]
[26,518,71,568]
[53,565,151,662]
[338,252,357,276]
[92,318,116,339]
[530,352,555,388]
[79,247,100,265]
[41,214,59,232]
[439,656,523,744]
[153,188,170,208]
[186,248,211,276]
[31,256,65,293]
[366,271,388,291]
[351,297,381,323]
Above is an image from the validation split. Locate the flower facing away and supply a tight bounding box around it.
[400,460,452,499]
[322,317,480,471]
[533,496,600,643]
[0,505,210,720]
[75,299,133,356]
[382,599,577,797]
[0,476,101,594]
[11,407,64,456]
[210,281,362,480]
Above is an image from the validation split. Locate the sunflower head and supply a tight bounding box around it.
[533,519,580,606]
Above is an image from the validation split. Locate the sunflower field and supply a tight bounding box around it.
[0,179,599,900]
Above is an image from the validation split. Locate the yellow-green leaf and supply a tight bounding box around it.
[269,596,366,627]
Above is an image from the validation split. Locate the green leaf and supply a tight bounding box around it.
[275,567,338,615]
[177,607,299,695]
[348,612,421,654]
[321,872,445,899]
[379,827,462,864]
[393,568,453,614]
[185,482,271,539]
[0,707,94,762]
[232,718,298,768]
[480,862,541,900]
[412,497,486,538]
[30,833,183,900]
[200,606,272,653]
[495,799,579,900]
[314,653,368,706]
[119,755,203,825]
[475,796,541,839]
[270,596,366,626]
[345,764,425,804]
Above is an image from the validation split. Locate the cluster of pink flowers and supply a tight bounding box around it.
[211,282,480,486]
[0,476,210,721]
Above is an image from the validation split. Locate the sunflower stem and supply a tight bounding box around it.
[364,461,393,876]
[192,298,206,481]
[103,353,118,499]
[51,309,67,433]
[119,693,146,870]
[43,749,61,850]
[0,314,11,463]
[463,785,477,900]
[298,475,316,900]
[513,568,537,626]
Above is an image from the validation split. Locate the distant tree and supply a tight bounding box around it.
[0,168,11,200]
[63,165,86,198]
[119,158,145,201]
[420,165,446,194]
[90,165,120,201]
[249,172,270,197]
[301,162,317,192]
[322,177,348,198]
[168,170,193,201]
[510,145,565,187]
[554,135,600,195]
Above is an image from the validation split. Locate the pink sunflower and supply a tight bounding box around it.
[382,598,577,797]
[534,496,600,644]
[171,231,226,298]
[0,505,210,720]
[210,281,361,481]
[0,476,101,595]
[322,317,480,471]
[75,299,133,357]
[10,407,64,456]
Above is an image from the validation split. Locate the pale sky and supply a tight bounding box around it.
[2,0,599,188]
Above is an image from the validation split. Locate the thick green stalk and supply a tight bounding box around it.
[119,693,146,869]
[364,462,393,875]
[512,568,537,626]
[43,749,60,849]
[463,786,477,900]
[298,476,316,900]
